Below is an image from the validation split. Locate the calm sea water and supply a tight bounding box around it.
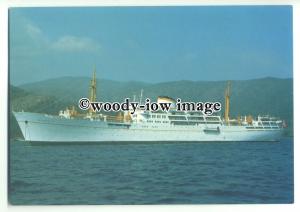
[9,138,293,205]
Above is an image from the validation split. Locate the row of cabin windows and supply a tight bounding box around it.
[151,115,167,119]
[150,114,220,121]
[133,114,167,119]
[147,120,169,124]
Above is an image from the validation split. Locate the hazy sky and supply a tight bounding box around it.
[9,6,292,85]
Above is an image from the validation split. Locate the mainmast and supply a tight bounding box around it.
[139,89,143,105]
[89,67,97,113]
[224,81,231,125]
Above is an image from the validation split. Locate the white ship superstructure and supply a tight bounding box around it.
[13,71,286,142]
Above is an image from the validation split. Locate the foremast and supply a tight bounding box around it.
[89,67,97,114]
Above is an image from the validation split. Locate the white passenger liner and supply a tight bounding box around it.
[13,110,284,142]
[13,71,286,142]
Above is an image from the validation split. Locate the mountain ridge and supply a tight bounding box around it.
[10,76,293,138]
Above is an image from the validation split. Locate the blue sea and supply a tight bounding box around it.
[9,138,293,205]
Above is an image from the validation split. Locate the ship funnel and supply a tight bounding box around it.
[157,96,176,108]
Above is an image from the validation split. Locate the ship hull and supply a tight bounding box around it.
[13,112,284,142]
